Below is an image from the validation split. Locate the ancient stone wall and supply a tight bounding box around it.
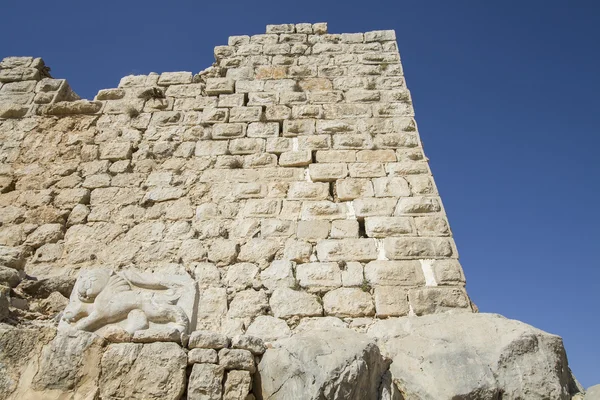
[0,22,473,339]
[1,23,588,400]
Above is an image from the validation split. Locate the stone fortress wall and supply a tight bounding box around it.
[0,23,587,400]
[0,22,474,338]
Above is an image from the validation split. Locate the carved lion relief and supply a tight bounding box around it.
[60,268,197,342]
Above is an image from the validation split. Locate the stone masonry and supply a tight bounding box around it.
[0,22,475,342]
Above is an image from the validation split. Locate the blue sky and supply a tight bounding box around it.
[2,0,599,388]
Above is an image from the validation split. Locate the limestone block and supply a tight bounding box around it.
[336,178,374,200]
[261,219,295,237]
[308,163,348,182]
[395,196,442,214]
[364,260,424,286]
[383,237,454,259]
[188,363,224,400]
[202,107,229,123]
[364,216,414,237]
[41,100,102,115]
[247,121,279,137]
[297,134,332,151]
[195,140,229,155]
[60,268,197,340]
[372,177,410,197]
[0,266,21,287]
[224,370,253,400]
[188,348,218,364]
[227,289,269,318]
[229,106,263,123]
[0,56,33,68]
[365,30,396,42]
[0,245,26,270]
[330,219,359,238]
[297,220,330,240]
[409,287,471,315]
[189,331,231,349]
[374,286,409,317]
[24,223,63,248]
[287,182,328,200]
[207,239,239,265]
[100,342,186,400]
[99,142,132,161]
[334,262,361,289]
[32,243,64,262]
[260,260,296,290]
[164,83,205,97]
[0,104,28,118]
[26,330,104,397]
[248,92,279,106]
[237,238,279,263]
[225,263,259,291]
[353,198,397,218]
[301,201,347,220]
[191,262,220,288]
[229,138,265,155]
[266,24,295,34]
[231,334,266,355]
[235,80,265,93]
[429,259,466,285]
[245,315,292,342]
[206,78,235,95]
[323,287,375,317]
[348,162,385,178]
[195,287,228,331]
[316,150,356,163]
[282,120,314,137]
[219,348,256,372]
[296,262,342,290]
[316,239,378,262]
[0,67,39,83]
[313,22,328,34]
[415,216,450,236]
[157,71,193,85]
[265,104,292,120]
[279,150,312,167]
[270,287,323,318]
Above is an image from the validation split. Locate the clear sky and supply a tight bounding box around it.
[2,0,598,388]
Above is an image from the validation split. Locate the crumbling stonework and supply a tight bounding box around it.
[0,23,585,400]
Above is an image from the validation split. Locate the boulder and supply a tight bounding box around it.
[368,313,582,400]
[586,385,600,399]
[256,328,389,400]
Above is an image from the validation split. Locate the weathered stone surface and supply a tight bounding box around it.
[257,328,389,400]
[189,330,230,349]
[224,370,252,400]
[586,385,600,399]
[100,342,186,400]
[270,287,323,318]
[368,313,581,400]
[29,330,105,399]
[245,315,291,342]
[188,348,218,364]
[231,334,266,355]
[218,348,256,372]
[188,363,224,400]
[323,287,375,317]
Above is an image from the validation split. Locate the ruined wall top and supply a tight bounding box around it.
[0,22,474,341]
